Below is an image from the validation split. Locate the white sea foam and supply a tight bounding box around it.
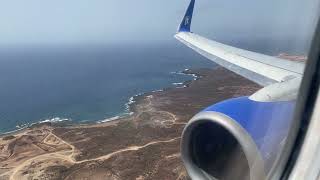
[172,71,185,75]
[152,89,163,92]
[4,69,200,135]
[171,70,198,79]
[176,85,188,89]
[0,117,71,135]
[1,127,27,135]
[125,97,134,110]
[99,116,121,123]
[98,110,135,124]
[15,117,70,129]
[172,82,184,86]
[39,117,70,123]
[128,97,135,105]
[123,92,145,117]
[121,69,199,119]
[124,93,143,111]
[170,69,200,87]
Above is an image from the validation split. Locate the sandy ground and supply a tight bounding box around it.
[0,67,260,180]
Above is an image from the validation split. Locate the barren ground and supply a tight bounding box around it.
[0,67,260,180]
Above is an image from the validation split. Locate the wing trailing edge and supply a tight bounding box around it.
[175,32,304,86]
[175,0,306,101]
[175,0,304,87]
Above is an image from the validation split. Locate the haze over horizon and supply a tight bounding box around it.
[0,0,319,54]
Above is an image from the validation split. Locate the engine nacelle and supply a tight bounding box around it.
[181,96,295,180]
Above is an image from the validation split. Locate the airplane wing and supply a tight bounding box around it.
[175,0,305,87]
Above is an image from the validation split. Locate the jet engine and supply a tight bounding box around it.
[181,96,295,180]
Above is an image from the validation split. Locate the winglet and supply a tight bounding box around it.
[178,0,195,32]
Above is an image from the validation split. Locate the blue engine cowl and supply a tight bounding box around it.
[181,96,295,180]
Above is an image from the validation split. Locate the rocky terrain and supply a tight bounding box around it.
[0,67,260,180]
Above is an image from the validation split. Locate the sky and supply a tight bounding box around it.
[0,0,319,53]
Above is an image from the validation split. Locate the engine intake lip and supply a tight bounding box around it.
[181,111,267,180]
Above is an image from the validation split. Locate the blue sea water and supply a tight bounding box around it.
[0,42,215,134]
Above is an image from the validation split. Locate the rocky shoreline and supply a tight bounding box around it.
[0,67,261,180]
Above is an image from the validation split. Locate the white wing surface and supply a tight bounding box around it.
[176,0,305,87]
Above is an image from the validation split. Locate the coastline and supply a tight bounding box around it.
[0,69,201,138]
[0,67,261,180]
[0,68,200,137]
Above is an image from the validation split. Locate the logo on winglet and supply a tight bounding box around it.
[184,16,190,26]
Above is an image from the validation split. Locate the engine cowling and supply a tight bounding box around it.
[181,96,295,180]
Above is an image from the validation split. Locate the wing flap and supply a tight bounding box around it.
[175,32,304,86]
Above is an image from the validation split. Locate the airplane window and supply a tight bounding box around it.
[0,0,319,180]
[177,0,320,179]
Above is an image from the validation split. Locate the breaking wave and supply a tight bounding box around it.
[1,117,71,135]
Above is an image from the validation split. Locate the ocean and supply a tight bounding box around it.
[0,42,215,134]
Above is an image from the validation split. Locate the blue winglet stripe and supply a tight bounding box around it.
[178,0,195,32]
